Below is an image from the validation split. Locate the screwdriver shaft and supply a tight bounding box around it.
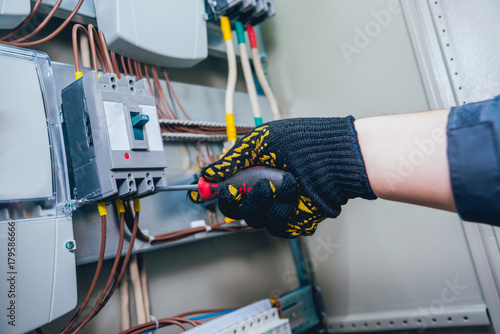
[157,185,199,192]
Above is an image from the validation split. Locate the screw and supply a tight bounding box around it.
[201,13,208,20]
[65,241,75,250]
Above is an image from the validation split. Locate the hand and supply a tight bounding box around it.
[189,117,376,238]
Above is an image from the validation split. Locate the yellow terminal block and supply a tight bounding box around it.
[116,199,125,214]
[97,201,107,216]
[132,198,141,212]
[75,71,83,80]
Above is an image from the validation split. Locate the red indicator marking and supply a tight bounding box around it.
[124,153,130,159]
[239,183,253,195]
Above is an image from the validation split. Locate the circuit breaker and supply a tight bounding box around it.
[61,72,167,205]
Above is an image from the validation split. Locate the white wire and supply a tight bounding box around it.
[120,273,130,331]
[225,39,237,116]
[129,254,147,324]
[239,44,262,119]
[251,48,280,120]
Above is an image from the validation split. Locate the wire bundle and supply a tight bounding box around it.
[58,200,140,334]
[0,0,85,47]
[119,308,237,334]
[123,200,260,246]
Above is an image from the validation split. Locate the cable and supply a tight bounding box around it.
[234,21,262,126]
[69,201,127,333]
[8,0,63,43]
[120,318,192,334]
[87,25,100,73]
[110,52,121,78]
[197,141,211,165]
[0,0,43,41]
[129,254,147,324]
[188,309,237,320]
[60,203,108,334]
[162,68,192,120]
[134,60,143,80]
[98,29,114,74]
[127,57,135,77]
[120,272,131,331]
[143,64,171,119]
[246,25,281,120]
[77,201,140,330]
[139,254,152,325]
[152,65,177,119]
[72,24,88,79]
[121,55,129,76]
[2,0,84,47]
[220,16,238,144]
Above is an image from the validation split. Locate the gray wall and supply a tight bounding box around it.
[261,0,489,332]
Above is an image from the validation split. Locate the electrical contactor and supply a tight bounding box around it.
[61,72,167,205]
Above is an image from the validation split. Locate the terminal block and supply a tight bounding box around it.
[61,72,167,205]
[205,0,275,25]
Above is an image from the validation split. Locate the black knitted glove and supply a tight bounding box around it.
[189,117,377,238]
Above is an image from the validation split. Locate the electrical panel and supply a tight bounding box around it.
[205,0,276,25]
[0,0,29,29]
[61,72,167,205]
[0,45,77,334]
[184,300,291,334]
[94,0,208,68]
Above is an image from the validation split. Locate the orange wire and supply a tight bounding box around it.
[162,68,192,120]
[120,55,129,76]
[143,63,171,119]
[72,24,88,74]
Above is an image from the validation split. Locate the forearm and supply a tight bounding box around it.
[355,109,456,212]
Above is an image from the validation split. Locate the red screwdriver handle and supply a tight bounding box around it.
[197,167,286,200]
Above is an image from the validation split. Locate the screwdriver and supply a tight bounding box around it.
[158,167,285,200]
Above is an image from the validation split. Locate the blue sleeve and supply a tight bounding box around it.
[447,95,500,225]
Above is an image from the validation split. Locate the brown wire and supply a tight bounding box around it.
[127,57,134,77]
[110,52,121,78]
[197,141,211,165]
[152,65,177,119]
[0,0,43,41]
[60,215,107,334]
[205,141,218,162]
[8,0,63,43]
[72,24,88,74]
[70,212,126,333]
[120,55,129,76]
[271,295,283,316]
[98,30,114,74]
[2,0,84,47]
[87,25,99,73]
[91,211,140,319]
[120,318,192,334]
[143,64,172,119]
[162,68,192,120]
[135,60,144,79]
